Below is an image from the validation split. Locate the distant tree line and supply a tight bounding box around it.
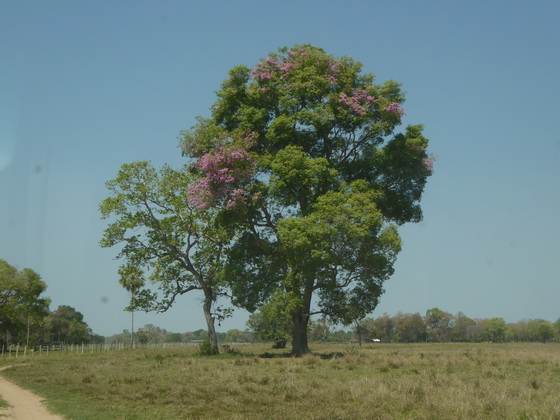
[246,302,560,347]
[104,325,254,346]
[348,308,560,344]
[0,259,100,347]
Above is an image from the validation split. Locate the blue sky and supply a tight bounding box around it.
[1,0,559,336]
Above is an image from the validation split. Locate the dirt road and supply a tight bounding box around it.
[0,366,64,420]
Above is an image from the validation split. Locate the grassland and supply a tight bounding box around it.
[1,343,559,419]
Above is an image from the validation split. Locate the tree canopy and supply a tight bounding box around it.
[0,259,97,346]
[100,162,232,354]
[45,305,92,344]
[0,259,50,345]
[181,45,433,355]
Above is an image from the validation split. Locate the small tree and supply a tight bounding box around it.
[352,318,376,345]
[246,290,293,348]
[100,162,232,354]
[118,265,145,348]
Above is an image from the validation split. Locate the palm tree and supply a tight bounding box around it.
[118,266,145,348]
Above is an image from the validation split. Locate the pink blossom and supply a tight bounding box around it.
[188,142,257,211]
[385,102,405,115]
[339,90,374,115]
[328,61,339,74]
[279,63,293,73]
[225,188,249,209]
[423,158,434,171]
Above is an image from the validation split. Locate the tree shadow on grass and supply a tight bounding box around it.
[259,352,293,359]
[315,351,345,359]
[258,351,345,359]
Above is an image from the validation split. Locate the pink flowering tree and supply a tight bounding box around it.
[181,45,433,356]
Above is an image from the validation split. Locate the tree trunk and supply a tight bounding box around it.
[202,290,219,354]
[291,309,310,357]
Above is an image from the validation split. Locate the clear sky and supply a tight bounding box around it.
[1,0,559,336]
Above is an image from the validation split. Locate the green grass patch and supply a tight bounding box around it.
[1,343,560,419]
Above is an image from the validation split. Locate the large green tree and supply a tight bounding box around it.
[100,162,231,354]
[181,45,433,356]
[0,259,50,345]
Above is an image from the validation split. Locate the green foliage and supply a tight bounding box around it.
[196,340,218,356]
[0,259,50,345]
[451,312,476,342]
[247,290,293,348]
[166,332,184,343]
[45,305,92,344]
[526,319,555,342]
[182,45,432,355]
[136,324,167,345]
[394,312,426,343]
[483,318,507,342]
[425,307,453,342]
[225,328,253,343]
[100,161,232,354]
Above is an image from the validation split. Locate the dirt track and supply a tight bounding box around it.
[0,366,64,419]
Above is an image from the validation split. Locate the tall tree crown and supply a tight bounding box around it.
[178,46,433,338]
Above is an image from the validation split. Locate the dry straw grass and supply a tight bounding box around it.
[1,343,560,419]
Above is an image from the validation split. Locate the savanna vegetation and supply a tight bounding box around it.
[2,342,560,419]
[6,44,558,418]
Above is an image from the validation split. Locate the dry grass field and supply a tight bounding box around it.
[1,342,559,419]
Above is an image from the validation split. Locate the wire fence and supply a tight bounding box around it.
[0,341,200,359]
